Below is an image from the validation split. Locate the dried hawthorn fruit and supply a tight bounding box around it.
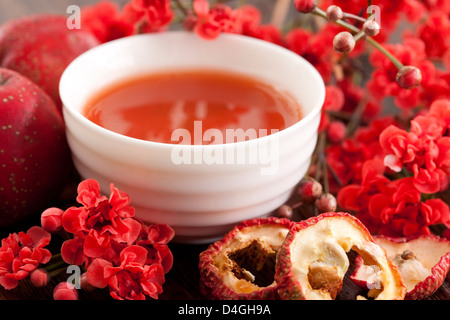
[275,212,406,300]
[351,235,450,300]
[198,217,294,300]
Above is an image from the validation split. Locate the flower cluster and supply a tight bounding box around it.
[272,0,450,241]
[52,179,174,300]
[0,179,174,300]
[56,179,143,267]
[80,0,174,43]
[343,98,450,234]
[334,99,450,237]
[338,158,450,236]
[187,0,283,43]
[380,99,450,194]
[0,227,51,290]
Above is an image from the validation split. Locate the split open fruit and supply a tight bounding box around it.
[198,217,294,299]
[199,212,407,300]
[275,212,406,300]
[351,235,450,300]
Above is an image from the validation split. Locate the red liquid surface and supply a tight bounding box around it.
[83,70,302,144]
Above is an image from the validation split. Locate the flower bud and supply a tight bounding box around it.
[293,0,316,13]
[41,207,64,232]
[315,193,337,213]
[396,66,422,89]
[30,269,49,287]
[80,272,96,292]
[326,5,343,22]
[362,19,380,37]
[297,177,323,204]
[276,204,293,219]
[333,31,356,54]
[183,11,197,31]
[327,121,346,144]
[53,282,79,300]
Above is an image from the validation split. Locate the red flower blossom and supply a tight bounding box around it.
[326,138,366,191]
[30,269,49,287]
[81,0,174,43]
[136,224,175,273]
[53,282,79,300]
[247,24,283,45]
[423,0,450,14]
[327,120,346,144]
[368,178,450,236]
[191,0,242,40]
[379,125,419,172]
[285,25,337,83]
[338,159,450,237]
[86,245,165,300]
[54,179,174,300]
[428,99,450,131]
[293,0,316,13]
[61,233,86,266]
[0,227,51,290]
[81,1,134,43]
[326,116,397,193]
[323,85,345,112]
[41,207,64,233]
[417,11,450,58]
[191,0,220,40]
[217,5,283,45]
[60,179,142,266]
[379,99,450,193]
[122,0,174,33]
[368,36,428,109]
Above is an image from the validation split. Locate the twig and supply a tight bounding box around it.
[346,94,369,137]
[45,260,67,273]
[312,7,404,70]
[271,0,292,29]
[173,0,189,16]
[327,162,343,188]
[343,12,366,24]
[315,132,329,194]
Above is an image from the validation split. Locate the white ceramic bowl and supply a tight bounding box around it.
[60,31,325,244]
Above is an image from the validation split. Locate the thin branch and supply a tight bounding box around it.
[271,0,292,29]
[343,12,366,24]
[312,7,404,70]
[173,0,189,16]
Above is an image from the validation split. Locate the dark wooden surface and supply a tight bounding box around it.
[0,0,449,301]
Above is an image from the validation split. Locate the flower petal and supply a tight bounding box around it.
[86,258,113,288]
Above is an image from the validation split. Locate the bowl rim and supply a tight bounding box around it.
[60,31,325,151]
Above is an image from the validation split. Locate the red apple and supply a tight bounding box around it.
[0,14,99,111]
[0,68,71,228]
